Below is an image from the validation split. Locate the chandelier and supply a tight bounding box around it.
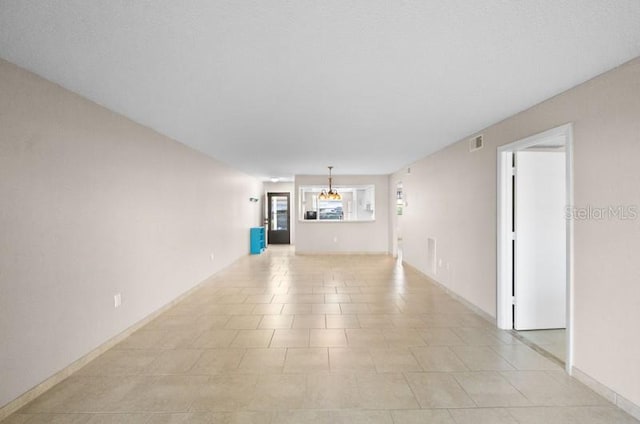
[318,166,342,200]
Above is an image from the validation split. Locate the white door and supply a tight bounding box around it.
[514,151,566,330]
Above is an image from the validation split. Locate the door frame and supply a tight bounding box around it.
[391,180,403,259]
[267,192,291,244]
[496,123,574,373]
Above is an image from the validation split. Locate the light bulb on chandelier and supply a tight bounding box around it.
[318,166,341,200]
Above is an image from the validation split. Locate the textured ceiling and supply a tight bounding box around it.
[1,1,640,180]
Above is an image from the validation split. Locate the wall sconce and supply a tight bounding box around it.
[249,197,259,203]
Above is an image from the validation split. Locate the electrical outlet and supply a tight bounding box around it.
[438,258,443,267]
[333,236,338,243]
[210,253,215,261]
[114,293,122,308]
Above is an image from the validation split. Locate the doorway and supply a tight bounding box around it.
[394,181,404,261]
[497,124,573,371]
[267,192,290,244]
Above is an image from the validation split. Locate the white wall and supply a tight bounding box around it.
[0,59,263,408]
[263,181,295,243]
[393,57,640,408]
[295,174,389,254]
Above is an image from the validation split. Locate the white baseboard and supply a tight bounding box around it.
[572,367,640,421]
[401,260,497,326]
[0,273,216,422]
[295,251,391,256]
[402,260,640,421]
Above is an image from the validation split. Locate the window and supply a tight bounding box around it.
[319,199,343,220]
[299,185,375,221]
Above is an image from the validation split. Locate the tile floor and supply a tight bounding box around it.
[3,246,638,424]
[516,329,566,363]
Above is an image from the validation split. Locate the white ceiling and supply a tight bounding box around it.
[1,1,640,180]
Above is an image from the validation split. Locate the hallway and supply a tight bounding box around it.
[4,247,637,424]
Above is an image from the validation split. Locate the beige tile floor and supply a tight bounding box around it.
[516,329,566,363]
[3,246,638,424]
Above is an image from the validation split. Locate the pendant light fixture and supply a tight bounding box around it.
[318,166,341,200]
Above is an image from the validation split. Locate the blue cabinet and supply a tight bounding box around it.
[250,227,266,254]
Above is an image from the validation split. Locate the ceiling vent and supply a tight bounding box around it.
[469,135,484,152]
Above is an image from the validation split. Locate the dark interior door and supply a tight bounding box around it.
[267,192,290,244]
